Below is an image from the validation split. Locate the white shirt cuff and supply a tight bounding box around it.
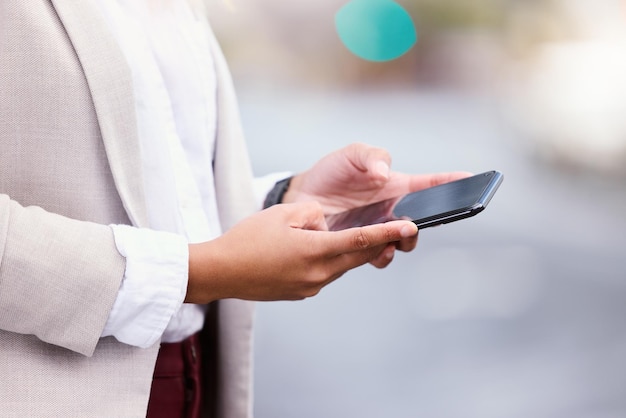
[102,225,188,348]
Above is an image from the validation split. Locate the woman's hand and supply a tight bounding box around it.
[185,201,417,303]
[282,143,471,265]
[284,143,470,212]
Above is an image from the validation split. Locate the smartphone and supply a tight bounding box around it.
[325,170,503,231]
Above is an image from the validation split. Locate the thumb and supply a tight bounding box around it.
[325,220,417,256]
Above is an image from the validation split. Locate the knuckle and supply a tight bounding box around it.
[298,265,341,298]
[384,226,396,243]
[299,269,326,288]
[303,286,322,298]
[353,229,371,249]
[310,267,333,286]
[295,281,322,300]
[370,260,386,269]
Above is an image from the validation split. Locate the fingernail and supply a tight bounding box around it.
[400,224,417,238]
[375,161,389,179]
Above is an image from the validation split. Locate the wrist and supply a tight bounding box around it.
[280,174,303,204]
[186,242,226,304]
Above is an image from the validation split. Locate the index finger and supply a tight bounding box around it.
[343,143,392,180]
[407,171,473,192]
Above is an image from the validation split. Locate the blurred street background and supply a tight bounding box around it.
[207,0,626,416]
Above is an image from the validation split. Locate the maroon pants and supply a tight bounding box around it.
[146,333,203,418]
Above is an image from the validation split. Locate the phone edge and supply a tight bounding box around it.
[415,171,503,229]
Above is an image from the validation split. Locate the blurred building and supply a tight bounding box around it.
[501,0,626,176]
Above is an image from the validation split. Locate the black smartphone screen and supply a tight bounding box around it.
[326,170,503,231]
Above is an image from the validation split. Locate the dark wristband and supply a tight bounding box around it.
[263,176,293,209]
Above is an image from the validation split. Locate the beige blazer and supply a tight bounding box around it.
[0,1,257,417]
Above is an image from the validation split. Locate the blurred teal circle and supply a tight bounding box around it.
[335,0,417,62]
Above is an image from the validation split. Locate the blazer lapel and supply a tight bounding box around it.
[51,0,149,228]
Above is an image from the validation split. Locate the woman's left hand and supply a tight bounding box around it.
[282,143,471,266]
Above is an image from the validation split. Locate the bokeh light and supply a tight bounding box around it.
[335,0,417,62]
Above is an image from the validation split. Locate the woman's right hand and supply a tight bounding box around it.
[185,201,418,303]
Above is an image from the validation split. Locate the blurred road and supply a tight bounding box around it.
[237,85,626,418]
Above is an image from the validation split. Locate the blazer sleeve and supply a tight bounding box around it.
[0,194,126,356]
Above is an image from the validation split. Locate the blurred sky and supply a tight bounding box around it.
[205,1,626,416]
